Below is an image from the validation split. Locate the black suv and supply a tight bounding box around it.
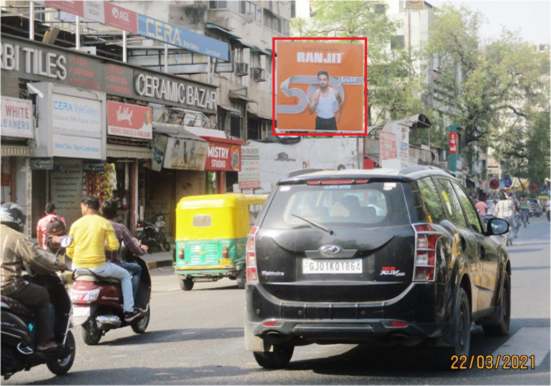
[245,166,511,368]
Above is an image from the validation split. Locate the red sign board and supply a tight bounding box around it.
[449,132,458,154]
[107,101,153,140]
[45,1,84,17]
[206,142,242,172]
[104,2,138,33]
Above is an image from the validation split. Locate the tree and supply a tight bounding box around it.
[291,1,425,126]
[425,4,550,148]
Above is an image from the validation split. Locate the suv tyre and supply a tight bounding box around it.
[483,272,511,336]
[253,345,294,369]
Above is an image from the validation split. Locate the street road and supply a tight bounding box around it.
[6,218,550,385]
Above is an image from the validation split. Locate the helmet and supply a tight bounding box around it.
[0,202,26,232]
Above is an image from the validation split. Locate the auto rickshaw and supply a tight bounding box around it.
[174,194,268,291]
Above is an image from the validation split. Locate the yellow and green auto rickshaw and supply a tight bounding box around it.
[174,194,268,291]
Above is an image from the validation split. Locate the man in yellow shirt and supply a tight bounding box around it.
[67,196,142,322]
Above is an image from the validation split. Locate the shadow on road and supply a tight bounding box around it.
[96,327,244,347]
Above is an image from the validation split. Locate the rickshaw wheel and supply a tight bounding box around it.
[236,269,246,289]
[179,278,194,291]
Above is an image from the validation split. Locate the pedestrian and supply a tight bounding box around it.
[101,199,147,299]
[519,196,530,226]
[475,199,489,221]
[36,203,66,249]
[494,193,518,240]
[67,195,143,322]
[1,202,67,351]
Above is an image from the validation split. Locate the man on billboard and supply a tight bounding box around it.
[308,71,343,131]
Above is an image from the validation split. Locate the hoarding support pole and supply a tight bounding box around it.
[122,31,128,63]
[29,2,34,40]
[207,57,212,84]
[164,43,168,73]
[76,16,81,50]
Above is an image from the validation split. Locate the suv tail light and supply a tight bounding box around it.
[412,224,442,282]
[246,226,259,283]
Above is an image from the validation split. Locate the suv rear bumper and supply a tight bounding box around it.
[245,282,452,350]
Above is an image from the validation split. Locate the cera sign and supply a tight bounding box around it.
[206,143,241,172]
[1,35,217,113]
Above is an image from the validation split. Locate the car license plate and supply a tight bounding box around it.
[73,306,90,318]
[303,258,362,274]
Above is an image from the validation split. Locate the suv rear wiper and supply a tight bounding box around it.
[291,213,334,235]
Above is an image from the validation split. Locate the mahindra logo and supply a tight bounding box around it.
[116,106,133,124]
[112,7,130,22]
[319,245,342,256]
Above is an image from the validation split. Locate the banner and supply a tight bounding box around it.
[206,142,241,172]
[379,132,397,160]
[152,134,168,172]
[449,132,458,154]
[276,41,364,132]
[163,137,207,171]
[238,147,261,190]
[107,101,152,140]
[1,96,34,139]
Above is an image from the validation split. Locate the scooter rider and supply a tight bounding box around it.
[0,202,68,351]
[67,196,142,322]
[101,199,148,298]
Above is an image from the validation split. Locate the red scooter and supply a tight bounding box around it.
[70,245,151,345]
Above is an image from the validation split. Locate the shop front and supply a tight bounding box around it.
[202,137,244,194]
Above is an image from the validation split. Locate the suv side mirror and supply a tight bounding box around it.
[485,218,510,236]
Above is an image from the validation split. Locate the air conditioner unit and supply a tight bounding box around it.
[236,62,249,76]
[252,68,266,82]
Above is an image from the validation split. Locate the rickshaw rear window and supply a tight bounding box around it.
[193,215,212,227]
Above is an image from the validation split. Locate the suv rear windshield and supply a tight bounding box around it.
[262,182,410,229]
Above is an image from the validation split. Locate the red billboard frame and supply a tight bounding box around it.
[272,37,368,137]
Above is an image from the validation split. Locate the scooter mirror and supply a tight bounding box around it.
[60,236,73,248]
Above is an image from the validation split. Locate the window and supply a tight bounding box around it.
[391,35,405,50]
[230,115,241,138]
[452,182,483,233]
[263,9,290,34]
[262,183,410,229]
[417,177,446,224]
[193,215,212,227]
[291,1,296,18]
[435,179,467,228]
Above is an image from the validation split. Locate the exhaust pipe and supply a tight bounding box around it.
[390,333,410,342]
[263,331,290,345]
[96,315,121,329]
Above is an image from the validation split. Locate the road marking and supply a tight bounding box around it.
[492,327,550,368]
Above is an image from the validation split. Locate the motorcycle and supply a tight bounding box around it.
[137,214,171,252]
[1,237,76,381]
[70,243,151,345]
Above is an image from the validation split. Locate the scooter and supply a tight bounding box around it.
[70,244,151,345]
[137,214,170,252]
[1,237,76,381]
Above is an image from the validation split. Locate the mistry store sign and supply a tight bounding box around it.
[0,35,217,113]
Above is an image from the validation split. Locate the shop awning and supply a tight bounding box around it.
[106,144,152,159]
[204,22,242,40]
[152,122,207,142]
[1,145,32,157]
[250,46,271,56]
[219,104,242,115]
[229,93,258,103]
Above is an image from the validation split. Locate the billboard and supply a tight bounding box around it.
[206,142,241,172]
[107,101,153,140]
[379,132,397,160]
[238,146,261,190]
[163,137,208,171]
[275,40,365,134]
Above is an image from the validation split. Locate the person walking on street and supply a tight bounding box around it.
[36,203,66,249]
[494,193,518,241]
[101,199,148,298]
[475,199,489,222]
[1,202,68,351]
[67,196,142,322]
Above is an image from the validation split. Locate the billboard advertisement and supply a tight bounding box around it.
[275,40,365,134]
[107,101,153,140]
[238,146,261,190]
[206,142,242,172]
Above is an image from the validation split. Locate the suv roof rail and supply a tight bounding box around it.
[285,168,328,178]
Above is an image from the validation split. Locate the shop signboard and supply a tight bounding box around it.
[83,161,106,173]
[1,35,217,113]
[206,142,242,172]
[53,134,102,160]
[50,158,83,227]
[52,94,101,133]
[238,146,261,190]
[31,158,54,170]
[379,131,397,160]
[276,41,365,133]
[37,1,229,60]
[107,101,153,140]
[164,137,208,171]
[1,96,34,139]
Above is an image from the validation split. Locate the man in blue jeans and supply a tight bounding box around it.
[101,199,147,298]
